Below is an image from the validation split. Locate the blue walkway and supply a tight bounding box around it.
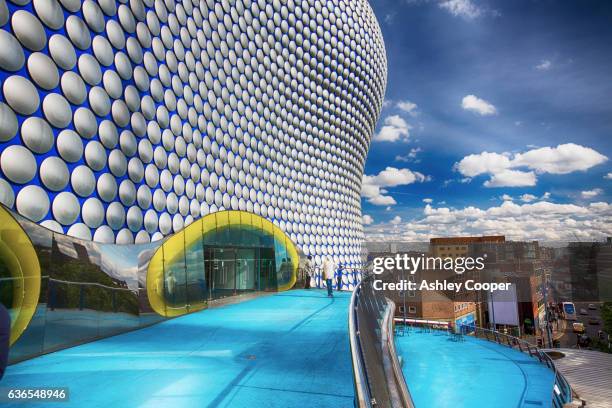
[2,290,354,408]
[396,330,555,408]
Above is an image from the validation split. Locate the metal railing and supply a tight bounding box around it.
[461,325,572,408]
[349,273,415,408]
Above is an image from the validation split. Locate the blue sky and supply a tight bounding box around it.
[362,0,612,241]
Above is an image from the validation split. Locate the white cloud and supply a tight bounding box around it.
[455,143,608,187]
[455,151,511,177]
[581,188,603,199]
[541,192,551,200]
[368,195,397,206]
[461,94,497,116]
[373,115,412,142]
[363,215,374,225]
[501,194,513,201]
[484,170,537,187]
[391,216,402,225]
[535,60,552,71]
[395,147,421,162]
[511,143,608,174]
[365,200,612,242]
[439,0,482,19]
[362,167,429,206]
[365,167,429,187]
[520,194,537,203]
[396,100,419,116]
[423,198,433,204]
[605,173,612,180]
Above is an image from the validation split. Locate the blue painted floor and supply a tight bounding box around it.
[396,330,555,408]
[2,290,354,408]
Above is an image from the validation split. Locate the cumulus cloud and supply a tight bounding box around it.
[396,100,419,116]
[369,195,397,206]
[373,115,411,142]
[423,198,433,203]
[365,201,612,242]
[484,170,537,187]
[362,167,429,206]
[581,188,603,199]
[455,143,608,187]
[439,0,482,19]
[363,215,374,225]
[535,60,552,71]
[461,94,497,116]
[520,194,537,203]
[455,152,511,177]
[391,216,402,225]
[511,143,608,174]
[605,173,612,180]
[501,194,513,201]
[365,167,429,187]
[395,147,422,162]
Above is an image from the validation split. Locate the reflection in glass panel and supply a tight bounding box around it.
[185,239,206,308]
[163,238,187,311]
[2,207,162,363]
[2,208,298,362]
[148,211,299,315]
[236,248,256,292]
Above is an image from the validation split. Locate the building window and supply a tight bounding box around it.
[408,306,417,314]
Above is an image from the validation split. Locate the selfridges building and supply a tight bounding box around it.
[0,0,387,288]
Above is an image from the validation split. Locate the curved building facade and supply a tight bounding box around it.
[0,0,387,288]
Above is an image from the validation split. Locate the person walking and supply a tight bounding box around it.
[323,257,335,297]
[304,256,313,289]
[336,263,344,292]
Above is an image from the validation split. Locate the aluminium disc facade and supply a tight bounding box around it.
[0,0,387,287]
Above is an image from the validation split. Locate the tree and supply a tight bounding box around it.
[602,302,612,335]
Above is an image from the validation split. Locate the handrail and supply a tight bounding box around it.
[460,325,572,408]
[382,302,415,408]
[348,273,416,408]
[348,281,372,408]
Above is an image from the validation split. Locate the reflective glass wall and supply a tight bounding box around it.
[1,208,164,363]
[1,207,298,363]
[147,211,299,317]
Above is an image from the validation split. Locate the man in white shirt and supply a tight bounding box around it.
[322,257,335,297]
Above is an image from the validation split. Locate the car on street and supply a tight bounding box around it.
[588,304,597,310]
[588,317,600,325]
[573,322,585,333]
[579,308,588,315]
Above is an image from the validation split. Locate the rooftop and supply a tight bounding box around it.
[396,330,555,408]
[3,290,353,407]
[544,348,612,408]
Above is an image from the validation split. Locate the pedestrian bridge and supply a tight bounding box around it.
[2,290,354,408]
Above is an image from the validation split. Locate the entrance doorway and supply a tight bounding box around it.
[203,246,277,300]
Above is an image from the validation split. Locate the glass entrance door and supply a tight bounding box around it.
[204,247,235,299]
[258,247,277,292]
[235,248,256,292]
[203,245,276,299]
